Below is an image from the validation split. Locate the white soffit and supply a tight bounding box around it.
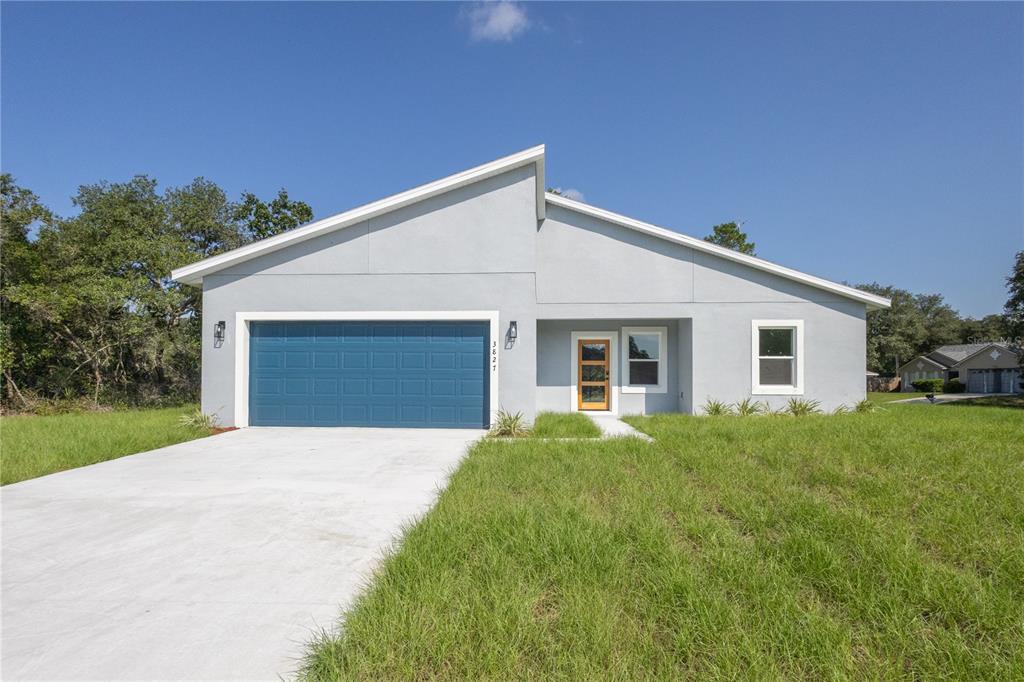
[545,193,891,310]
[171,145,546,285]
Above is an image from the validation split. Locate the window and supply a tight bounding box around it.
[751,320,804,395]
[621,327,667,393]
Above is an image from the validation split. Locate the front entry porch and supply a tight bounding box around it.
[535,318,692,416]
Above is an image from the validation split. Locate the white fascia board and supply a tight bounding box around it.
[545,193,892,310]
[171,145,546,286]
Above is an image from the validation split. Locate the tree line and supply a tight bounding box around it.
[0,173,312,410]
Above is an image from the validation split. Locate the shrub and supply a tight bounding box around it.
[831,404,851,415]
[944,378,965,393]
[854,399,878,413]
[701,399,733,416]
[733,398,764,416]
[911,378,945,393]
[786,398,822,416]
[490,409,528,437]
[179,408,220,431]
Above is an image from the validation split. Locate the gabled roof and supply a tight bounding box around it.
[898,342,1020,373]
[898,355,950,373]
[171,145,546,286]
[545,193,891,309]
[170,145,891,310]
[942,342,1018,366]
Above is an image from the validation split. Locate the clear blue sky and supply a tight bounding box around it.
[2,2,1021,317]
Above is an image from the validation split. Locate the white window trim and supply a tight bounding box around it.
[620,326,668,394]
[751,319,804,396]
[233,311,500,428]
[569,331,619,414]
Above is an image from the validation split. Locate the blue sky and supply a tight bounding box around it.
[2,1,1021,317]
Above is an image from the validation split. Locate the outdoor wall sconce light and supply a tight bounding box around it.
[214,320,226,344]
[508,321,518,341]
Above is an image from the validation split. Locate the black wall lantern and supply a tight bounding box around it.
[214,320,226,345]
[508,320,518,341]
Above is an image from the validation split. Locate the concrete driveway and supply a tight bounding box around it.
[1,427,480,680]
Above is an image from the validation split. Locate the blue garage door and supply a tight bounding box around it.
[249,321,489,428]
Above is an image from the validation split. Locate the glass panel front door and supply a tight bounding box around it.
[578,339,610,410]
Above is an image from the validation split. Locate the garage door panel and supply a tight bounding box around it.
[314,379,338,395]
[401,352,426,369]
[249,321,488,427]
[313,352,339,368]
[342,352,368,369]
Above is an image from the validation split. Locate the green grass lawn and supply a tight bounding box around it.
[1,405,213,485]
[303,404,1024,680]
[868,391,927,403]
[530,411,602,438]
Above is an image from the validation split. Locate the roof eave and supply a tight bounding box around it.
[171,144,546,286]
[544,193,892,310]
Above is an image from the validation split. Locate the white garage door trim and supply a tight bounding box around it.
[234,311,500,428]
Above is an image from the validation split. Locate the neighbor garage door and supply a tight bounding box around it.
[248,321,489,428]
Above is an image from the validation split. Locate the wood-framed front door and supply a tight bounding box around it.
[577,338,610,410]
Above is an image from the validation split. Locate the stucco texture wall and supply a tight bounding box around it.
[201,167,540,426]
[197,162,871,425]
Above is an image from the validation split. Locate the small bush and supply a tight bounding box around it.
[911,378,945,393]
[701,399,733,416]
[786,398,822,416]
[831,404,851,415]
[855,399,878,413]
[944,378,966,393]
[490,409,528,437]
[733,398,764,416]
[178,408,220,431]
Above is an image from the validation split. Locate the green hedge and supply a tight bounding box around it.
[911,378,945,393]
[944,378,966,393]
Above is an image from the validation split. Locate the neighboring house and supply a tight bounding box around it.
[898,343,1022,393]
[171,146,891,428]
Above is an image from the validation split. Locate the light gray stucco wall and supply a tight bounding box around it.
[533,207,867,413]
[201,166,540,426]
[198,162,871,425]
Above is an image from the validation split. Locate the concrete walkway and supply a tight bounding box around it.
[586,414,653,440]
[889,392,1014,405]
[1,427,480,681]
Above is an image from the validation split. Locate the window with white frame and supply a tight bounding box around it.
[621,326,667,393]
[751,320,804,395]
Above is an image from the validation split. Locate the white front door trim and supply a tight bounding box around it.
[569,330,619,415]
[233,310,501,428]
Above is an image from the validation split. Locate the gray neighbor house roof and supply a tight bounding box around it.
[900,343,1017,372]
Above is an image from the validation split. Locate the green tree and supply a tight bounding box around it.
[856,283,927,374]
[914,293,961,351]
[234,189,313,241]
[1004,251,1024,389]
[959,314,1008,343]
[704,222,756,255]
[2,173,314,409]
[0,174,51,406]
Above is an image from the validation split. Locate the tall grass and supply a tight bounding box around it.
[1,405,211,485]
[530,411,601,438]
[302,404,1023,680]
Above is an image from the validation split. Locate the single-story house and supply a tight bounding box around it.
[171,145,891,428]
[898,343,1022,393]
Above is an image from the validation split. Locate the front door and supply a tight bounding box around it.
[578,339,610,410]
